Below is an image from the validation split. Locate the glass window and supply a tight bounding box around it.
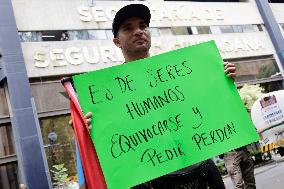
[39,115,77,184]
[191,27,198,35]
[106,30,114,39]
[187,27,193,35]
[31,82,69,114]
[196,26,211,34]
[88,30,107,40]
[220,26,234,33]
[87,30,96,40]
[231,57,280,83]
[0,163,18,189]
[281,24,284,31]
[150,28,160,37]
[256,24,263,32]
[0,125,15,157]
[260,80,283,93]
[171,27,189,35]
[159,28,172,36]
[68,30,88,40]
[18,32,42,42]
[210,26,222,34]
[232,25,243,33]
[242,25,256,33]
[59,31,69,41]
[41,31,64,41]
[0,87,9,118]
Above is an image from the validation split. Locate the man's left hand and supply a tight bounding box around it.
[224,62,236,80]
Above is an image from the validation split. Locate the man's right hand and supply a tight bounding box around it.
[69,112,93,130]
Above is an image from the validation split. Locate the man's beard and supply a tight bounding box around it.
[128,42,151,54]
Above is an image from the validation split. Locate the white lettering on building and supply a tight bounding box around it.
[218,38,265,53]
[78,5,224,23]
[83,47,100,64]
[92,7,108,22]
[78,6,117,23]
[77,6,92,22]
[50,49,67,67]
[34,51,49,68]
[33,46,124,68]
[65,47,83,65]
[33,38,266,69]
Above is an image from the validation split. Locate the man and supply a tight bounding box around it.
[223,109,256,189]
[224,146,256,189]
[112,4,151,63]
[81,4,236,189]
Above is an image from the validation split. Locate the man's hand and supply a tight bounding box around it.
[69,112,93,130]
[85,112,93,130]
[224,62,236,80]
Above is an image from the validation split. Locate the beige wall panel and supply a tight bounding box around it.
[12,0,263,31]
[21,39,123,78]
[31,82,69,113]
[22,32,275,78]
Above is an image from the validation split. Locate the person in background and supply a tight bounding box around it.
[223,109,256,189]
[60,31,69,41]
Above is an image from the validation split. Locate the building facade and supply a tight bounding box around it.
[0,0,284,188]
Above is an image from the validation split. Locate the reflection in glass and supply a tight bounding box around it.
[106,30,114,39]
[159,28,172,36]
[88,30,107,40]
[18,32,42,42]
[281,24,284,31]
[256,24,263,32]
[210,26,222,34]
[18,24,265,43]
[196,26,211,34]
[68,30,88,40]
[39,115,77,184]
[41,31,64,41]
[233,57,280,83]
[171,27,189,35]
[232,25,243,33]
[150,28,160,37]
[242,25,256,33]
[191,27,198,35]
[220,26,234,33]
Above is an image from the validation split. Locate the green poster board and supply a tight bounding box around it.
[72,41,259,189]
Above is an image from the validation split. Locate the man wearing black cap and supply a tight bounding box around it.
[112,4,151,63]
[83,3,236,189]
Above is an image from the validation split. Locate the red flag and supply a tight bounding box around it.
[62,78,107,189]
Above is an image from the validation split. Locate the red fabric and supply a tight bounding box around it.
[63,81,107,189]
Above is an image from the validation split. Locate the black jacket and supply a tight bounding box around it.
[132,159,225,189]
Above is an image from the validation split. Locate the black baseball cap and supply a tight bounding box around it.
[112,4,151,37]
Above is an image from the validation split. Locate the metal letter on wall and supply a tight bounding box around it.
[0,0,51,188]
